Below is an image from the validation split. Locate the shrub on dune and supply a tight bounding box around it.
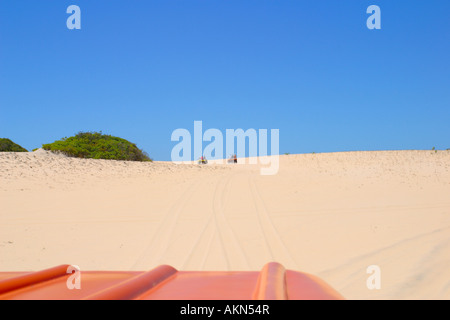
[42,132,152,162]
[0,138,28,152]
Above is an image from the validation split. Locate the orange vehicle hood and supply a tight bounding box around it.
[0,262,344,300]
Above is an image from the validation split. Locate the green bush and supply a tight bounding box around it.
[0,138,28,152]
[42,132,152,162]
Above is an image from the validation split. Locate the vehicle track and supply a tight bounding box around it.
[180,206,215,270]
[212,178,231,270]
[182,173,250,271]
[248,173,298,268]
[212,174,250,270]
[131,179,203,269]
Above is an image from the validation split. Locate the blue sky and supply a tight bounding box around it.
[1,0,449,160]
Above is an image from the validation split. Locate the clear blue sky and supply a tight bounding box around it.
[1,0,449,160]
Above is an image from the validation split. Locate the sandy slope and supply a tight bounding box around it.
[0,149,449,299]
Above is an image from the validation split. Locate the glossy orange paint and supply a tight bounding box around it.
[0,262,344,300]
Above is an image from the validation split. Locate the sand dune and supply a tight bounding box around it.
[1,149,449,299]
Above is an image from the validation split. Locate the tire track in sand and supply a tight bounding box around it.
[180,206,215,270]
[212,174,250,270]
[131,180,203,269]
[181,173,250,271]
[177,175,228,271]
[249,173,298,268]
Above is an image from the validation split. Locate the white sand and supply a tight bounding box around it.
[0,149,449,299]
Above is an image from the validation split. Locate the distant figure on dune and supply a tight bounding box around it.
[228,154,237,164]
[198,156,208,165]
